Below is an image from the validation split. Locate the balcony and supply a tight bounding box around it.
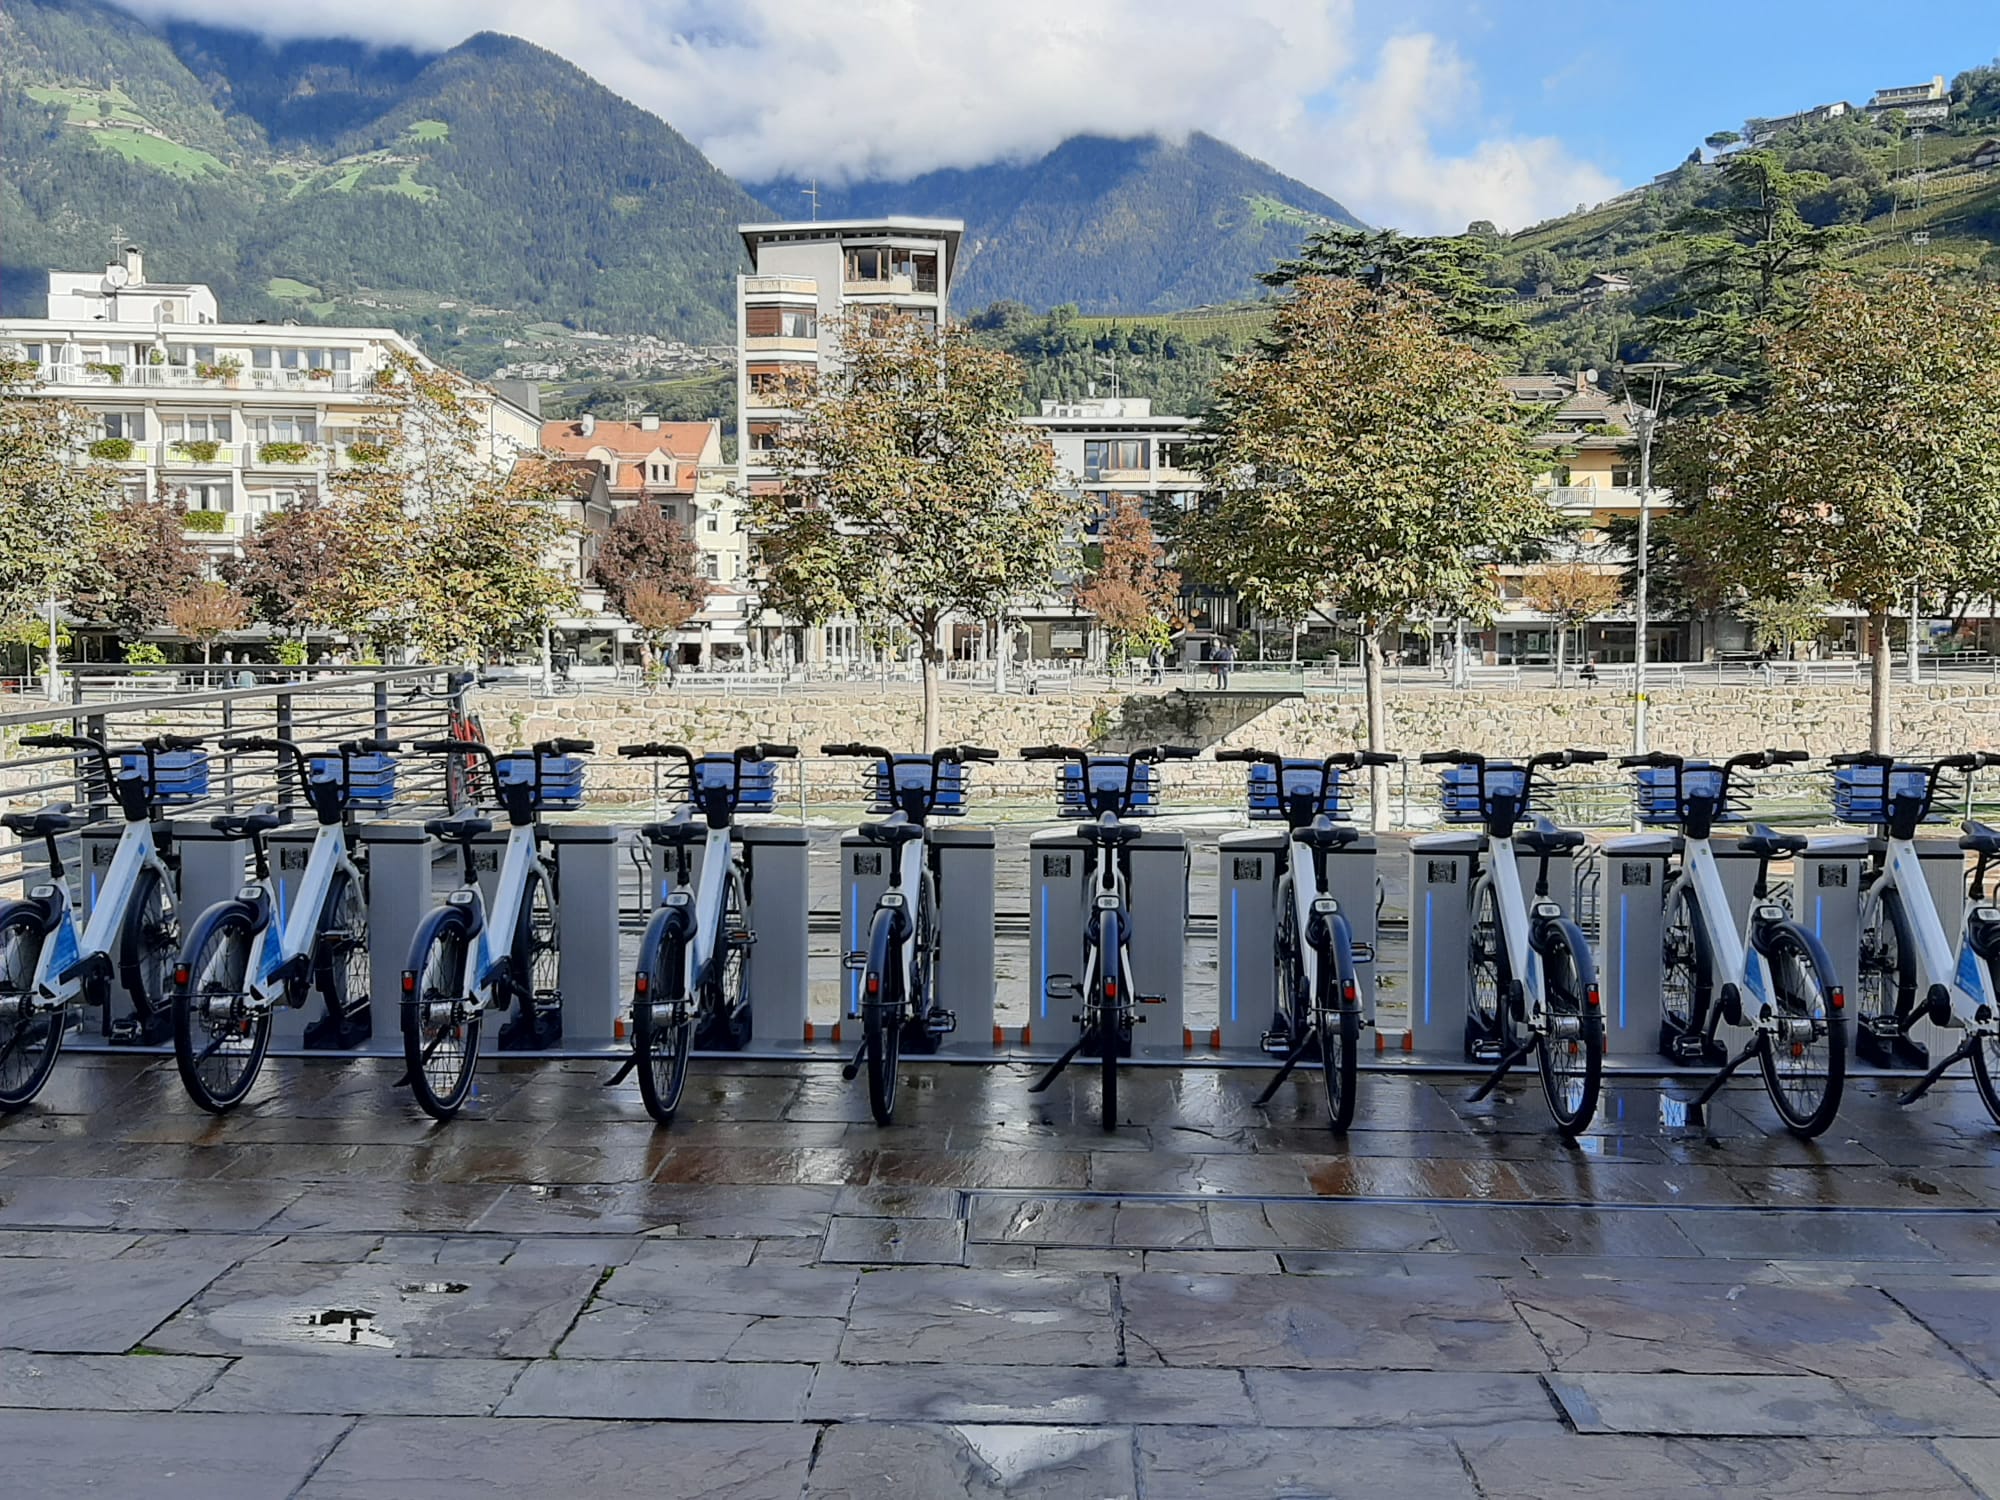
[841,273,939,297]
[1539,485,1648,512]
[742,276,817,297]
[245,442,325,470]
[159,442,240,469]
[35,362,370,394]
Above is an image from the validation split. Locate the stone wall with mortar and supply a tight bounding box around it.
[470,681,2000,804]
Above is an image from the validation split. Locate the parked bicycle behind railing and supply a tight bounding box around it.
[1022,743,1199,1130]
[824,742,997,1123]
[604,741,795,1124]
[0,732,199,1109]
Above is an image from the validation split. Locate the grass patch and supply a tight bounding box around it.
[1244,192,1321,229]
[265,276,321,300]
[368,163,437,201]
[25,83,148,128]
[89,128,226,179]
[612,194,645,216]
[404,118,451,142]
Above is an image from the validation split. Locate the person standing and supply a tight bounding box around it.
[1216,638,1236,690]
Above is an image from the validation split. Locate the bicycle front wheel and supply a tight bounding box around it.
[1315,918,1360,1134]
[861,905,903,1125]
[402,919,479,1120]
[1097,908,1124,1132]
[0,908,59,1111]
[173,911,269,1114]
[1536,921,1603,1136]
[1970,1030,2000,1126]
[1758,928,1846,1139]
[633,914,694,1125]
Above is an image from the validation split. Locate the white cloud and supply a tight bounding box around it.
[111,0,1621,230]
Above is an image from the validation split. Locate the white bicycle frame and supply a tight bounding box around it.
[444,823,549,1007]
[1673,834,1779,1012]
[662,821,737,998]
[1480,837,1549,1012]
[1863,836,1997,1025]
[1079,835,1138,1002]
[1285,837,1338,1001]
[247,822,364,1003]
[33,815,173,1002]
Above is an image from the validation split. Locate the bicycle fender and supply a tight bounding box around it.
[1097,907,1122,998]
[1547,917,1601,990]
[1759,918,1848,1012]
[0,892,62,940]
[636,902,693,1001]
[863,904,902,1006]
[401,903,478,988]
[172,897,262,989]
[1326,909,1361,1008]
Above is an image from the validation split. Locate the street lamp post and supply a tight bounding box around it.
[1622,362,1681,755]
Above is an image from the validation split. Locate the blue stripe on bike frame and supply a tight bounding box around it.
[847,878,859,1019]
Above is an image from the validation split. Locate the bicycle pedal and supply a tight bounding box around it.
[925,1009,957,1035]
[1468,1038,1505,1064]
[1350,943,1376,965]
[841,951,868,971]
[1259,1029,1291,1055]
[727,929,756,947]
[1139,993,1166,1006]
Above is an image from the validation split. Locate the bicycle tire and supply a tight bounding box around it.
[1661,878,1712,1035]
[402,915,479,1119]
[1468,875,1511,1035]
[633,908,695,1125]
[313,868,370,1022]
[1757,925,1846,1139]
[118,866,176,1020]
[173,908,268,1114]
[1098,907,1122,1131]
[705,866,753,1051]
[1273,877,1308,1042]
[1316,913,1360,1133]
[510,868,560,1040]
[0,905,60,1111]
[1971,1031,2000,1126]
[1857,886,1915,1027]
[862,903,903,1124]
[1536,919,1603,1135]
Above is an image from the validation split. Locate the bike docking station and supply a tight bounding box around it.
[1023,757,1190,1058]
[835,758,996,1055]
[1213,758,1382,1050]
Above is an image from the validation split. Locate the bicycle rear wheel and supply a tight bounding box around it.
[174,911,269,1114]
[1758,929,1846,1138]
[119,867,177,1020]
[1661,879,1709,1034]
[402,920,479,1120]
[0,909,59,1111]
[1468,875,1509,1033]
[633,916,694,1125]
[1098,909,1124,1132]
[313,869,370,1022]
[861,903,904,1125]
[1536,921,1603,1135]
[1971,1031,2000,1126]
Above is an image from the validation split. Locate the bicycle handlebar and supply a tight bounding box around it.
[535,738,594,756]
[1418,749,1480,766]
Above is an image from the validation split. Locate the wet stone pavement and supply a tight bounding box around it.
[2,1057,2000,1497]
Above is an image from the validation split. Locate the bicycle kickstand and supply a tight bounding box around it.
[1254,1026,1316,1107]
[1465,1038,1534,1103]
[603,1051,640,1087]
[1898,1036,1978,1106]
[840,1033,870,1083]
[1029,1029,1091,1094]
[1688,1038,1763,1110]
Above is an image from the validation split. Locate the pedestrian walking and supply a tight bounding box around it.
[1148,643,1164,684]
[1217,639,1236,690]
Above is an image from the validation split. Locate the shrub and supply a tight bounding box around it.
[84,361,124,383]
[258,441,312,464]
[171,439,222,463]
[307,367,334,380]
[183,509,228,533]
[124,642,168,665]
[346,441,390,465]
[275,638,309,667]
[88,437,135,461]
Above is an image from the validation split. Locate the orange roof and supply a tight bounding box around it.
[541,419,715,465]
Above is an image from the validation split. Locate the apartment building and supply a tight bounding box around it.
[0,248,540,560]
[734,216,963,665]
[1868,76,1950,123]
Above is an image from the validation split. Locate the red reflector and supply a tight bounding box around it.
[1103,978,1118,999]
[634,973,649,995]
[1831,988,1845,1011]
[1343,980,1358,1004]
[865,974,880,996]
[401,972,416,994]
[173,965,190,987]
[1585,985,1601,1009]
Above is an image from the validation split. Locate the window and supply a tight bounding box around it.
[1083,439,1147,477]
[846,247,892,283]
[182,482,230,512]
[780,309,816,339]
[97,411,140,440]
[705,515,721,532]
[747,363,808,400]
[747,422,782,453]
[1158,438,1192,472]
[1611,465,1638,487]
[166,414,230,442]
[746,305,819,339]
[252,415,319,443]
[701,555,719,580]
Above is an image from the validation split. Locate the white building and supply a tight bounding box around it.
[0,248,541,558]
[1867,76,1950,123]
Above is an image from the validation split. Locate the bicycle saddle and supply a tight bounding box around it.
[2,802,76,839]
[1962,819,2000,856]
[1737,823,1808,859]
[858,818,926,848]
[1294,820,1360,851]
[1515,816,1586,855]
[210,807,283,840]
[423,813,493,843]
[1079,818,1143,847]
[639,818,706,847]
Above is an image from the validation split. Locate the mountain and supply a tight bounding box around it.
[749,133,1363,313]
[1,0,768,340]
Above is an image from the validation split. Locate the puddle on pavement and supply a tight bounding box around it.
[298,1308,394,1349]
[401,1281,469,1295]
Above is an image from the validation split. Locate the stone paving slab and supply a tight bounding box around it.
[1243,1368,1560,1429]
[821,1214,969,1264]
[842,1267,1121,1366]
[295,1415,817,1499]
[1549,1372,2000,1438]
[496,1357,814,1420]
[805,1422,1136,1499]
[0,1258,224,1353]
[0,1408,353,1500]
[190,1353,528,1415]
[1136,1426,1480,1499]
[0,1350,227,1410]
[804,1363,1254,1426]
[1453,1431,1982,1499]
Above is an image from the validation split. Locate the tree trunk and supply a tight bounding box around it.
[1363,618,1389,832]
[921,612,942,752]
[1553,622,1567,686]
[994,615,1008,695]
[1869,609,1893,755]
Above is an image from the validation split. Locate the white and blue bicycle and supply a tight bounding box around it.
[169,736,397,1113]
[0,732,200,1109]
[398,736,593,1119]
[607,741,796,1125]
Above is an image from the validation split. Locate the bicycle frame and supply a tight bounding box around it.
[1866,832,1994,1021]
[246,823,363,1001]
[456,824,549,1006]
[1677,835,1777,1012]
[660,821,738,996]
[33,815,171,1003]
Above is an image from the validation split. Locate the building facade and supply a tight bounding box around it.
[734,216,964,666]
[0,249,540,561]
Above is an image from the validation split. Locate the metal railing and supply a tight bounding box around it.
[0,667,468,895]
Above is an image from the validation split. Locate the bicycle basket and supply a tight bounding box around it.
[692,755,778,812]
[120,748,209,805]
[865,756,967,817]
[1246,759,1352,822]
[1058,759,1158,817]
[1832,763,1945,826]
[307,751,398,807]
[496,753,586,811]
[1633,762,1735,826]
[1438,762,1529,824]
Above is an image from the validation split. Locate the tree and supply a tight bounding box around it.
[1705,130,1743,151]
[751,315,1079,748]
[402,460,580,664]
[1175,277,1551,822]
[1741,585,1833,657]
[1261,226,1522,346]
[1074,495,1179,667]
[1677,273,2000,751]
[591,502,709,670]
[67,490,205,644]
[165,581,251,666]
[1519,555,1623,682]
[221,493,364,643]
[0,358,117,682]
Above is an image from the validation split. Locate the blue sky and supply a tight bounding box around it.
[115,1,2000,232]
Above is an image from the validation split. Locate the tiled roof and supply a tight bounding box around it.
[541,420,714,463]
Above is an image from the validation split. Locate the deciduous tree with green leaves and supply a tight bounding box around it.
[1175,277,1550,821]
[1074,495,1180,668]
[1519,551,1624,684]
[1677,272,2000,751]
[750,315,1079,748]
[403,457,580,665]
